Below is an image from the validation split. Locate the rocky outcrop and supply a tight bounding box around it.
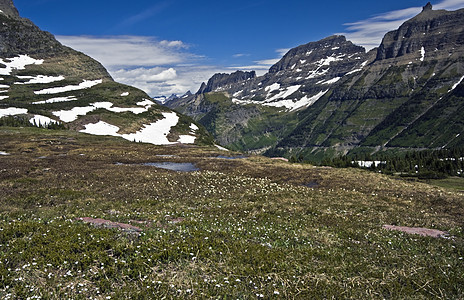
[0,0,19,18]
[197,71,256,94]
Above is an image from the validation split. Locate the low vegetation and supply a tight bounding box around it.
[0,127,463,299]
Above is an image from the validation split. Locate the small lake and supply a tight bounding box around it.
[117,162,199,172]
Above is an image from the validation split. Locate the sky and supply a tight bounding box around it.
[14,0,464,97]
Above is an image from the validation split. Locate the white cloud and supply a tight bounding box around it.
[342,0,464,50]
[57,35,191,68]
[57,35,227,96]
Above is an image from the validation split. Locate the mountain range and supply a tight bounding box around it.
[0,0,212,146]
[167,3,464,160]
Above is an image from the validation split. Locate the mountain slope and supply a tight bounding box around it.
[168,3,464,159]
[0,0,212,146]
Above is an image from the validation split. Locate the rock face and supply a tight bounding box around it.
[0,0,19,18]
[167,4,464,159]
[197,71,256,94]
[0,1,212,146]
[376,4,464,61]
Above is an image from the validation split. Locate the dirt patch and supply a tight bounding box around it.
[77,217,143,233]
[383,225,448,238]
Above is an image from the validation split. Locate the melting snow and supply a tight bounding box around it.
[33,96,78,104]
[0,151,10,156]
[53,106,96,122]
[29,115,59,127]
[0,107,28,118]
[53,100,155,122]
[0,55,44,76]
[121,112,180,145]
[420,47,426,62]
[34,79,102,95]
[80,112,197,145]
[266,85,301,102]
[450,75,464,92]
[121,92,130,97]
[0,84,9,88]
[0,96,9,100]
[16,75,65,85]
[265,83,281,93]
[354,161,386,168]
[80,121,121,137]
[317,77,341,85]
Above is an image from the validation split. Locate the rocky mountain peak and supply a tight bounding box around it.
[0,0,19,18]
[269,35,365,74]
[197,70,256,94]
[422,2,433,12]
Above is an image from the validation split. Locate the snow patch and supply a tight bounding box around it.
[34,79,102,95]
[81,112,197,145]
[33,96,78,104]
[29,115,59,127]
[121,92,130,97]
[0,107,28,118]
[16,75,65,85]
[265,83,280,93]
[354,161,386,168]
[121,112,180,145]
[266,85,301,102]
[450,75,464,92]
[80,121,121,137]
[0,55,44,76]
[177,135,196,144]
[53,106,96,122]
[317,77,341,85]
[0,151,10,156]
[420,46,426,62]
[0,95,9,100]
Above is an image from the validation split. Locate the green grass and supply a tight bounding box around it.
[0,127,463,299]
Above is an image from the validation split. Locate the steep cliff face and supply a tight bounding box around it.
[377,4,464,61]
[271,3,464,159]
[197,71,256,94]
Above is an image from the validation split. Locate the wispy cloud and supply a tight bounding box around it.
[113,1,173,30]
[342,0,464,50]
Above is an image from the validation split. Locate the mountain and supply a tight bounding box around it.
[0,0,212,146]
[166,3,464,159]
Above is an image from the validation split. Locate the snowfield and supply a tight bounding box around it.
[29,115,59,127]
[0,55,44,76]
[0,107,28,118]
[80,112,198,145]
[34,79,102,95]
[16,75,65,85]
[52,100,155,122]
[33,96,78,105]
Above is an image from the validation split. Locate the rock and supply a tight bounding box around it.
[383,225,448,238]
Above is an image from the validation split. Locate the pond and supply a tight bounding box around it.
[214,155,247,160]
[116,162,199,172]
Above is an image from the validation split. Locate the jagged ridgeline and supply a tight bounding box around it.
[0,0,213,146]
[167,3,464,160]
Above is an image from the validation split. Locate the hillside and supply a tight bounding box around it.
[167,3,464,160]
[0,0,212,146]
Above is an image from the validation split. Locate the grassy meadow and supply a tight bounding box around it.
[0,127,463,299]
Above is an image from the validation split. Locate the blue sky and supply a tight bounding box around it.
[14,0,464,96]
